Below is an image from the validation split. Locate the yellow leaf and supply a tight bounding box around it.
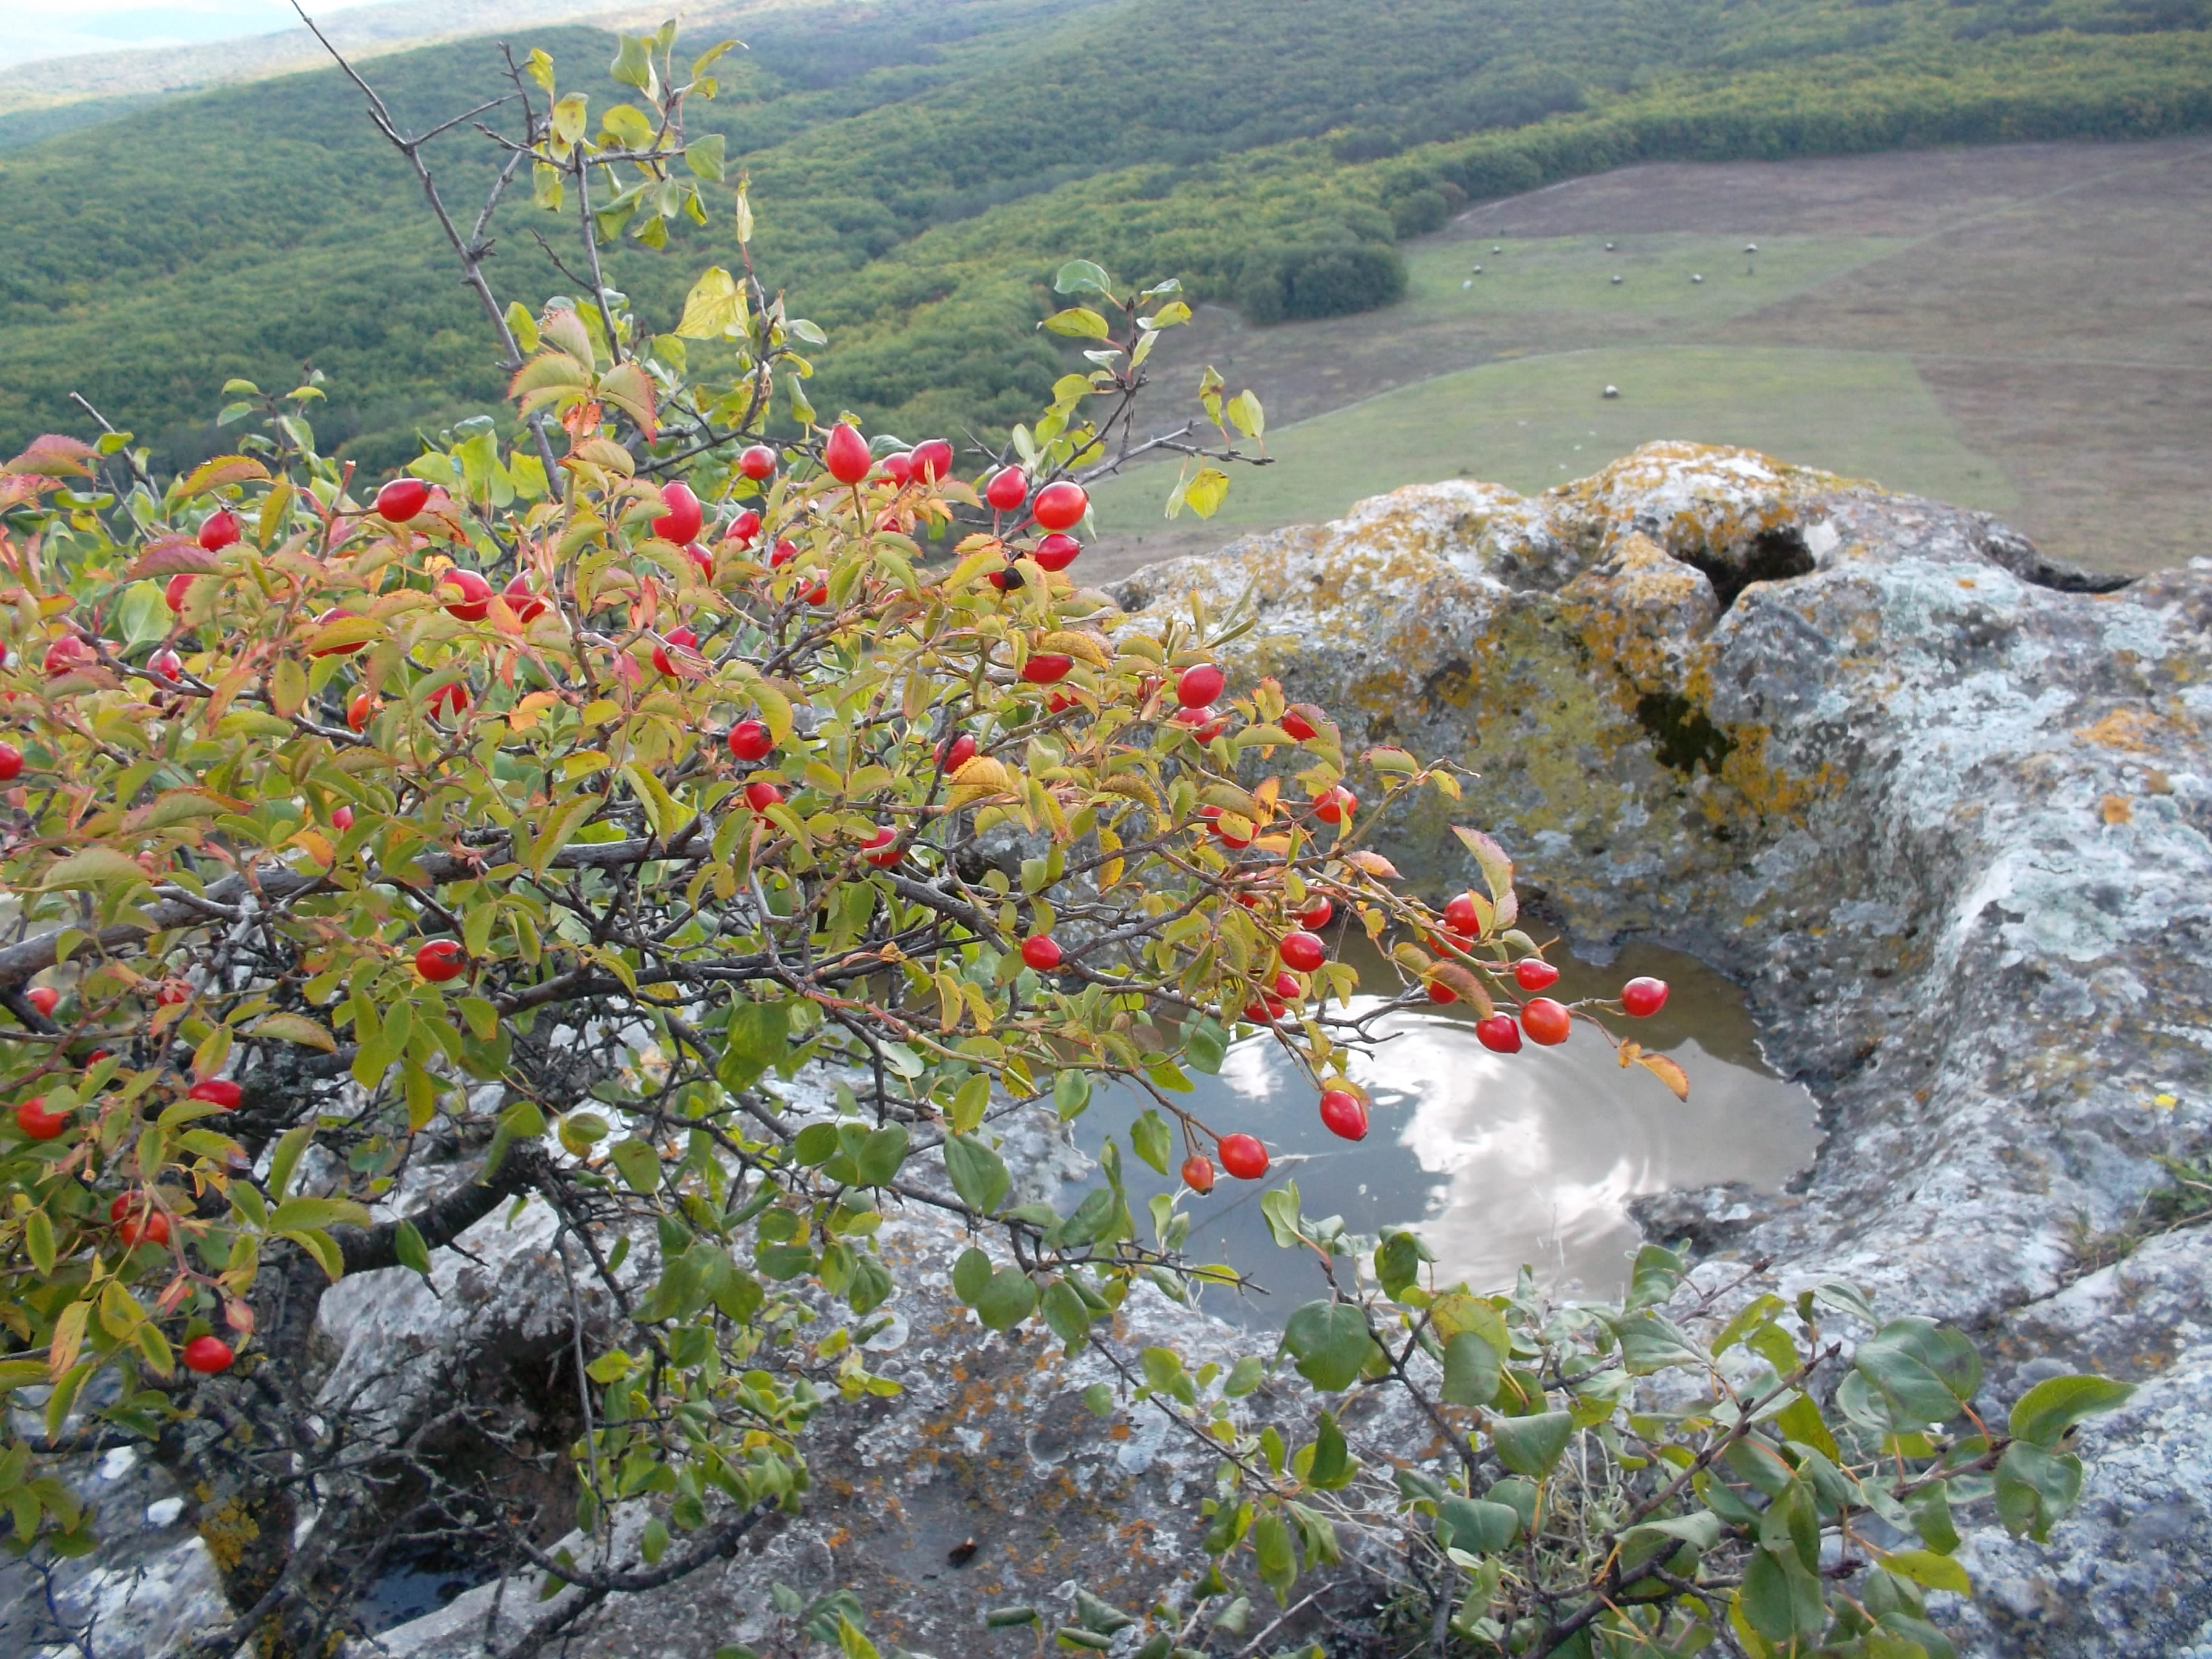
[179,454,270,495]
[1182,466,1230,519]
[1638,1053,1692,1101]
[250,1013,337,1052]
[674,266,746,340]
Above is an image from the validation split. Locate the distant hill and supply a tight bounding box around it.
[2,0,2207,476]
[0,0,645,112]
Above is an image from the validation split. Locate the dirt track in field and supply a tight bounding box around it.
[1092,137,2212,582]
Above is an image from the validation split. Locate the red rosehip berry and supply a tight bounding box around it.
[427,682,470,720]
[1020,654,1073,685]
[1475,1014,1523,1054]
[0,742,21,782]
[347,692,374,732]
[330,805,354,831]
[1033,532,1081,572]
[414,940,467,982]
[112,1194,170,1248]
[1279,931,1326,973]
[1318,1087,1369,1142]
[1515,958,1560,991]
[1181,1153,1216,1195]
[501,574,547,623]
[1315,785,1356,825]
[197,509,241,552]
[739,444,777,481]
[375,477,431,523]
[882,451,914,487]
[726,719,774,762]
[165,573,199,614]
[652,480,703,543]
[769,538,798,569]
[1298,896,1333,928]
[15,1097,67,1140]
[1620,976,1670,1017]
[1272,971,1302,1000]
[824,423,873,485]
[42,636,93,677]
[1020,934,1062,972]
[744,780,785,812]
[1177,663,1224,708]
[939,732,977,773]
[188,1078,242,1110]
[1172,705,1225,742]
[984,466,1028,512]
[1281,705,1322,742]
[910,439,954,483]
[1443,893,1482,936]
[310,608,364,656]
[1218,1133,1269,1181]
[1521,997,1572,1045]
[27,986,58,1017]
[149,647,183,682]
[1031,480,1088,531]
[182,1335,234,1375]
[862,826,901,868]
[652,626,698,677]
[1427,979,1457,1005]
[725,509,762,548]
[154,980,190,1007]
[438,568,491,622]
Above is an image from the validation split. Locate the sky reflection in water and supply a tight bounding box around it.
[1079,943,1820,1325]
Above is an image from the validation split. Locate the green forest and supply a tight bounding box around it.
[2,0,2208,473]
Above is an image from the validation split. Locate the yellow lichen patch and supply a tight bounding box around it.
[2074,707,2168,751]
[1714,723,1844,825]
[2102,794,2133,825]
[196,1496,260,1574]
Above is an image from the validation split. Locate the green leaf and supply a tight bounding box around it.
[1441,1332,1501,1409]
[1623,1241,1687,1312]
[953,1246,992,1305]
[1438,1496,1520,1553]
[1994,1441,2084,1541]
[1906,1478,1960,1554]
[973,1267,1037,1331]
[1280,1301,1373,1392]
[1052,1070,1091,1120]
[2007,1374,2133,1449]
[1040,307,1111,340]
[394,1219,432,1276]
[269,1196,371,1232]
[1039,1278,1092,1352]
[23,1212,55,1276]
[610,1138,661,1195]
[854,1125,910,1187]
[1252,1510,1296,1603]
[115,581,171,648]
[1878,1549,1972,1594]
[943,1134,1009,1214]
[1854,1317,1983,1427]
[1614,1309,1706,1374]
[1374,1229,1429,1299]
[1306,1410,1353,1489]
[1260,1184,1305,1250]
[1182,1017,1228,1074]
[1082,1382,1114,1417]
[1053,260,1113,296]
[685,132,726,181]
[1489,1410,1573,1478]
[1130,1110,1171,1176]
[1740,1548,1826,1641]
[611,35,656,91]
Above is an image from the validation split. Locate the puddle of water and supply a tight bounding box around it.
[1073,939,1820,1325]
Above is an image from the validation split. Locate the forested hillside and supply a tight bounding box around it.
[2,0,2207,472]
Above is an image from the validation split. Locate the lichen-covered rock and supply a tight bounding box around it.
[1119,440,2212,1657]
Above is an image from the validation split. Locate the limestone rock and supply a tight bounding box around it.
[1119,440,2212,1655]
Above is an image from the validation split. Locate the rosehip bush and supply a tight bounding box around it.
[0,27,2125,1659]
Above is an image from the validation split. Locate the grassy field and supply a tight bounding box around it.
[1088,343,2011,545]
[1090,137,2212,580]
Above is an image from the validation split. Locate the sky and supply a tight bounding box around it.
[0,0,386,69]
